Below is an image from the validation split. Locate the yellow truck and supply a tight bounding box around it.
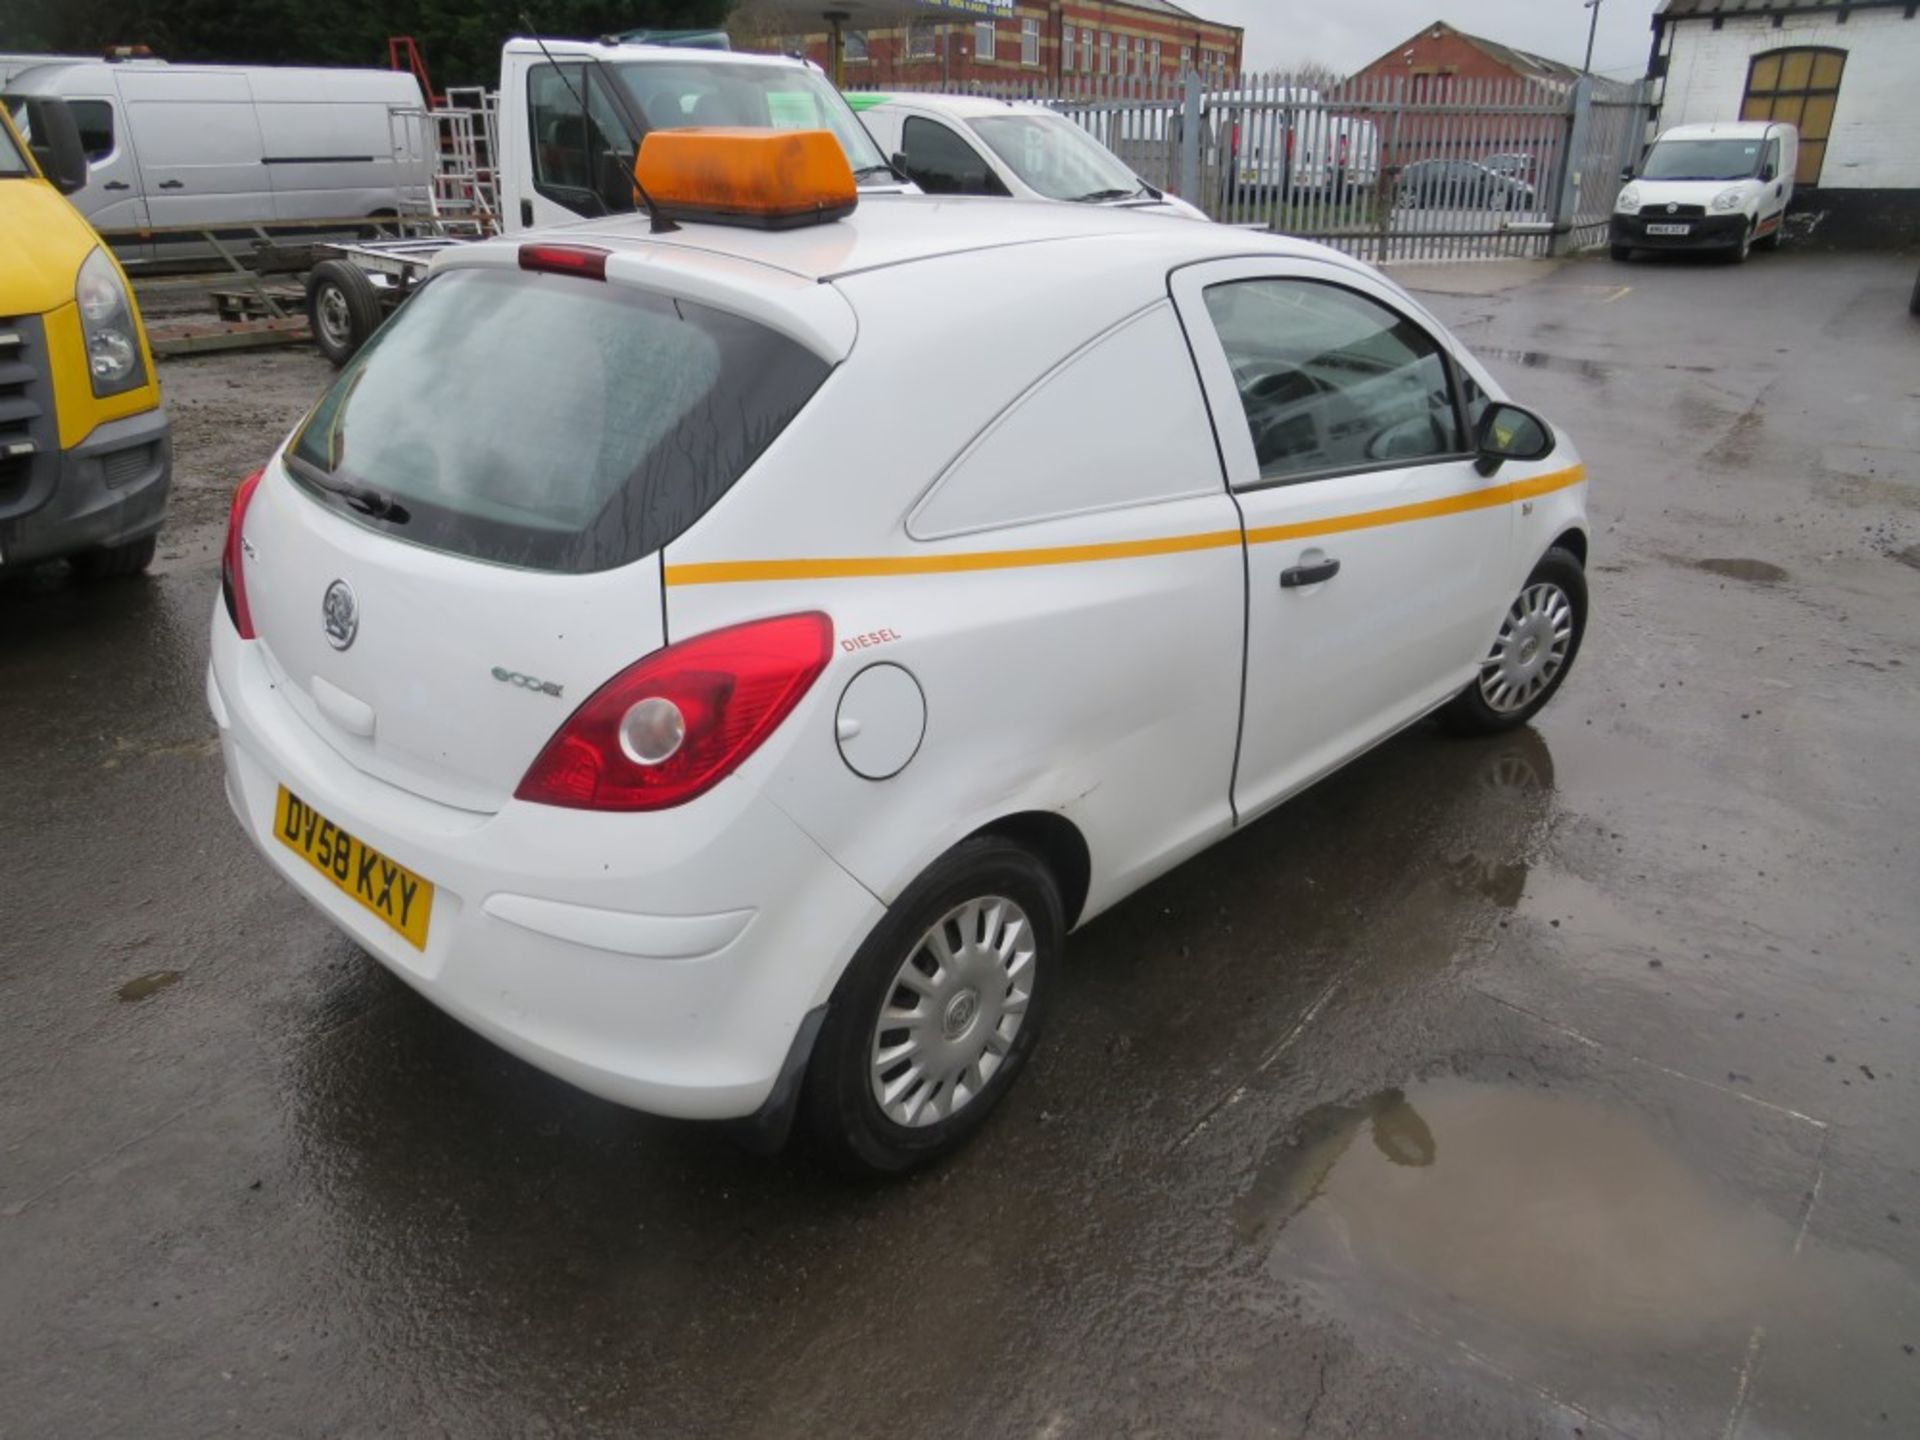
[1,97,169,577]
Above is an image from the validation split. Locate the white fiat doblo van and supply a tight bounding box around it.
[1611,120,1796,263]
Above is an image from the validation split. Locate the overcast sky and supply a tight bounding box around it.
[1206,1,1663,79]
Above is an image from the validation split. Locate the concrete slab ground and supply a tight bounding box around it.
[2,248,1916,1438]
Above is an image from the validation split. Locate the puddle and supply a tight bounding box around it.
[1236,1080,1790,1343]
[1690,557,1789,585]
[1478,347,1614,383]
[116,969,182,1002]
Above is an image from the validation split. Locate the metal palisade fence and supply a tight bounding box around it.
[852,68,1649,264]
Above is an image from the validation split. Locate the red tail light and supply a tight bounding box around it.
[515,613,834,812]
[221,467,265,638]
[518,244,609,280]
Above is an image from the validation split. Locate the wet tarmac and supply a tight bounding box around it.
[3,251,1917,1437]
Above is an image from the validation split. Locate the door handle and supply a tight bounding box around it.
[103,180,130,191]
[1281,557,1341,588]
[158,179,184,190]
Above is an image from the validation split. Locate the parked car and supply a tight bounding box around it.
[1610,120,1796,263]
[1,57,435,264]
[850,93,1204,218]
[210,137,1590,1172]
[1483,152,1537,185]
[1397,159,1536,211]
[1202,86,1381,199]
[0,96,170,578]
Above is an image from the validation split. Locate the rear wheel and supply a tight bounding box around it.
[306,259,382,368]
[1440,547,1587,735]
[803,836,1061,1175]
[1756,219,1784,251]
[68,534,156,580]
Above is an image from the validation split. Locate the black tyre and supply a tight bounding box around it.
[803,835,1062,1175]
[1610,244,1632,262]
[1440,546,1587,736]
[1909,267,1920,318]
[68,533,156,580]
[306,259,382,368]
[1728,220,1754,264]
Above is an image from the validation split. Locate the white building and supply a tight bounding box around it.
[1648,0,1920,244]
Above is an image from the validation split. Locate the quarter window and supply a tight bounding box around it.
[1741,47,1844,185]
[1203,279,1465,484]
[900,115,1006,196]
[69,99,115,161]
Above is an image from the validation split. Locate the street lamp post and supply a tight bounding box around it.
[1583,0,1603,75]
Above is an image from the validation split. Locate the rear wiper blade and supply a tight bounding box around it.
[310,471,411,523]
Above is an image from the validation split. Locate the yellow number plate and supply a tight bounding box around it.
[274,787,433,950]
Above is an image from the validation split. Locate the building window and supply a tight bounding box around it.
[1100,32,1112,74]
[1742,47,1844,185]
[1063,24,1075,71]
[975,21,995,63]
[1181,45,1192,73]
[1151,39,1161,73]
[843,30,868,63]
[1135,37,1146,75]
[1083,30,1094,73]
[906,22,936,59]
[1022,18,1039,67]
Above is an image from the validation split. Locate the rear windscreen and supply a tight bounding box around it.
[287,267,830,573]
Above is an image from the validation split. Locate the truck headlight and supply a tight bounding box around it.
[75,247,148,398]
[1711,187,1744,213]
[1615,185,1640,213]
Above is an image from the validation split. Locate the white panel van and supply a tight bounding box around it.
[2,59,433,249]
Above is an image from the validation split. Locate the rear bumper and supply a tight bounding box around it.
[0,406,172,568]
[207,612,885,1122]
[1610,213,1747,251]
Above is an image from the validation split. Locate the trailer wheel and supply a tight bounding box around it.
[306,260,381,368]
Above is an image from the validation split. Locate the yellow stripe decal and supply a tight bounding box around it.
[663,463,1585,587]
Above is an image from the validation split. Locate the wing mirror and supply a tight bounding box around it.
[1759,163,1776,183]
[1619,164,1635,183]
[19,96,89,195]
[1475,403,1555,476]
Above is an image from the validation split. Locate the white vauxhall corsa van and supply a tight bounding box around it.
[1611,120,1797,263]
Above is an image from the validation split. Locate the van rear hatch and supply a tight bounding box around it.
[243,261,832,812]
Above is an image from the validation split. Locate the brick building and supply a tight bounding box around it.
[1344,20,1581,172]
[758,1,1242,90]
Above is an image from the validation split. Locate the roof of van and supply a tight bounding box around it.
[486,195,1337,287]
[501,37,813,69]
[1657,121,1795,141]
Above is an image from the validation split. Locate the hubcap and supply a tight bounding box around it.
[316,286,352,347]
[1478,581,1575,714]
[869,896,1036,1128]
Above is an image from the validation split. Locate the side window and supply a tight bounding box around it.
[1202,279,1466,485]
[70,99,115,162]
[900,116,1004,196]
[911,303,1221,538]
[527,63,636,217]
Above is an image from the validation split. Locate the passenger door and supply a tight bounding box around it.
[117,70,272,228]
[523,62,637,223]
[1173,258,1512,821]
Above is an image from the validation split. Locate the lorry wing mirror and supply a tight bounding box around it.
[1475,403,1556,477]
[20,97,89,195]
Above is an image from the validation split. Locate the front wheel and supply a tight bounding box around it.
[1728,220,1754,264]
[1440,547,1587,735]
[803,836,1062,1175]
[68,534,156,580]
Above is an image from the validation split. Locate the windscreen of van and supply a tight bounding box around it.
[610,61,887,174]
[1641,138,1763,181]
[972,114,1143,201]
[286,268,831,574]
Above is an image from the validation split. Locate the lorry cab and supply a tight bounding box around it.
[0,98,170,579]
[1611,120,1797,263]
[496,37,913,232]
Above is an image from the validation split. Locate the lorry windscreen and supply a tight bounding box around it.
[1641,139,1763,182]
[609,61,886,174]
